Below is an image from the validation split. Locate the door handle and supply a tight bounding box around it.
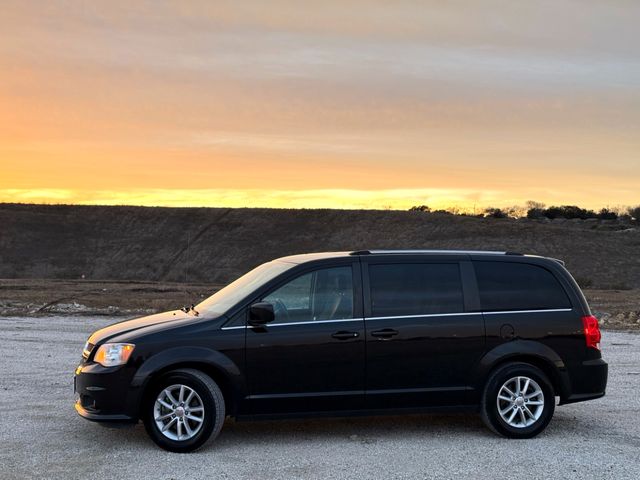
[331,331,359,340]
[371,328,399,339]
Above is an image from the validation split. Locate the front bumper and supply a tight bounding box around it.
[74,362,140,422]
[74,400,135,421]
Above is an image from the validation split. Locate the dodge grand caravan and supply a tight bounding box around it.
[74,250,607,452]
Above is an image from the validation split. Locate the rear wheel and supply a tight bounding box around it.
[143,369,225,452]
[480,362,555,438]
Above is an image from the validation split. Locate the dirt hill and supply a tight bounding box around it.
[1,203,639,289]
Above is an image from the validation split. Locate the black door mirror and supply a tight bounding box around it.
[249,302,275,326]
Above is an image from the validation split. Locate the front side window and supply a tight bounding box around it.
[263,266,354,324]
[474,261,571,311]
[369,263,464,317]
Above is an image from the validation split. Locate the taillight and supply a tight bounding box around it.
[582,315,601,350]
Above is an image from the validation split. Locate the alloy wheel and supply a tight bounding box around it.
[496,376,545,428]
[153,384,205,441]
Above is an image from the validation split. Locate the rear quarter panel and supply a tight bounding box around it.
[468,255,594,401]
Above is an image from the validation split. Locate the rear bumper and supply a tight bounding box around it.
[560,358,608,405]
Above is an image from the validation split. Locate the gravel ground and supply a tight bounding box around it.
[0,316,639,480]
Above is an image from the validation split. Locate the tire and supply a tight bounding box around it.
[143,368,225,452]
[480,362,555,439]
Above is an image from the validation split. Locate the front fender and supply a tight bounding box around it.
[130,346,246,409]
[473,340,571,399]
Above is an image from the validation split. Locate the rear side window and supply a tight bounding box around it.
[369,263,464,317]
[474,261,571,312]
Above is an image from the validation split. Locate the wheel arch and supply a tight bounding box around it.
[131,346,246,418]
[474,341,571,401]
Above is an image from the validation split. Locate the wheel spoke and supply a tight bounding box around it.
[523,406,535,419]
[157,412,174,421]
[518,408,527,425]
[500,406,513,416]
[177,418,183,439]
[522,378,531,396]
[515,378,521,395]
[165,389,178,406]
[525,389,542,400]
[507,408,518,423]
[183,419,194,436]
[162,417,177,432]
[189,406,204,413]
[501,386,515,398]
[498,395,512,402]
[186,414,204,423]
[157,399,173,410]
[179,385,185,403]
[185,390,195,405]
[527,400,544,405]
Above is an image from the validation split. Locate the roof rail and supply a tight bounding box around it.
[349,249,521,256]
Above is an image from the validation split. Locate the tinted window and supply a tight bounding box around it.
[475,261,571,311]
[369,263,464,317]
[263,266,353,324]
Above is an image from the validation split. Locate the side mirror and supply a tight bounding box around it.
[249,302,275,326]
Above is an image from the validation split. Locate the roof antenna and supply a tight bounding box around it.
[184,231,190,311]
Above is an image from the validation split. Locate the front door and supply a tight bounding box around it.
[245,262,365,415]
[362,257,485,409]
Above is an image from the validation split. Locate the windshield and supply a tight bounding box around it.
[196,260,295,316]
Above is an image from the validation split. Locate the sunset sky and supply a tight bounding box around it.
[1,1,639,210]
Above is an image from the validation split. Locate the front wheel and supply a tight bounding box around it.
[143,369,225,452]
[480,362,555,439]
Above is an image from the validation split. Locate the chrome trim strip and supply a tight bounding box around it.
[266,318,364,327]
[483,308,573,315]
[221,318,365,330]
[366,312,482,321]
[221,308,573,329]
[366,249,506,255]
[248,390,363,400]
[367,386,471,395]
[366,309,572,321]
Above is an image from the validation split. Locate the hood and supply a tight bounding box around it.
[87,310,194,346]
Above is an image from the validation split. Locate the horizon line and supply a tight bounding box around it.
[1,200,636,215]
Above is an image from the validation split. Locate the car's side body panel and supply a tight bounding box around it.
[359,254,485,408]
[242,258,366,414]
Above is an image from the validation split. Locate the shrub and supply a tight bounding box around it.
[597,208,618,220]
[527,207,546,219]
[409,205,431,212]
[543,205,597,220]
[484,207,508,219]
[629,205,640,222]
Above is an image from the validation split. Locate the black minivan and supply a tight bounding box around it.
[75,250,607,452]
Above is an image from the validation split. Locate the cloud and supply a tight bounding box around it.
[0,1,639,209]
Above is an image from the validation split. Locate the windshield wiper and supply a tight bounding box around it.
[180,304,200,316]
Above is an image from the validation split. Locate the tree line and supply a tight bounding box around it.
[409,202,640,221]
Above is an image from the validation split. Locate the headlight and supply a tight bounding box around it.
[93,343,135,367]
